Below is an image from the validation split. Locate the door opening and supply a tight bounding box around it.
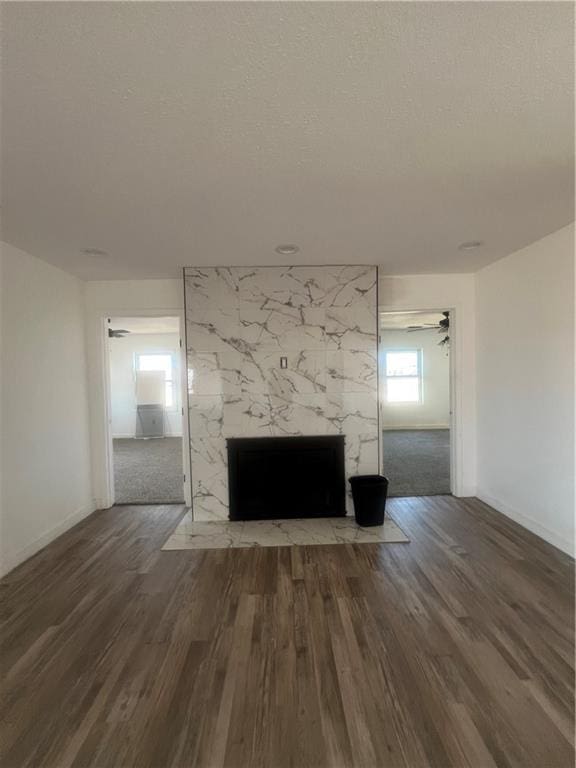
[107,315,186,505]
[379,310,452,497]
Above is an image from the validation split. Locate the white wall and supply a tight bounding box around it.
[381,328,450,429]
[379,273,476,496]
[0,243,94,575]
[476,224,575,556]
[84,280,186,507]
[109,332,183,437]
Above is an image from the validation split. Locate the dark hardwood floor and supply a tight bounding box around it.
[0,496,574,768]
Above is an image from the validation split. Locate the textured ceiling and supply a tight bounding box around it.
[1,2,574,280]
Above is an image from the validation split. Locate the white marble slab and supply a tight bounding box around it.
[162,514,409,550]
[326,350,377,393]
[187,351,242,396]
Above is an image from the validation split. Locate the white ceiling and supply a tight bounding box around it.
[1,2,573,281]
[109,316,180,335]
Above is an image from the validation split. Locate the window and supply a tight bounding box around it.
[384,350,422,403]
[136,353,175,408]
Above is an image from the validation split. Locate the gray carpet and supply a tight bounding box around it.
[382,429,450,497]
[113,438,185,504]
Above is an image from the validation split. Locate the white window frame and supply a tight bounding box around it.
[383,348,423,405]
[134,351,177,411]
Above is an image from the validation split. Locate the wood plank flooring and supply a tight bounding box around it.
[0,496,574,768]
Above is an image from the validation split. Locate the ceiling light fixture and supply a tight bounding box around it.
[82,248,109,257]
[275,244,300,255]
[458,240,484,251]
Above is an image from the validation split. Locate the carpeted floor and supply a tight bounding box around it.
[113,437,185,504]
[382,429,450,497]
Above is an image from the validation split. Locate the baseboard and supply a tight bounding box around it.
[382,425,450,431]
[476,492,574,558]
[0,501,96,578]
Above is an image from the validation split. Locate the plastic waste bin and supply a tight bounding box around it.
[348,475,389,527]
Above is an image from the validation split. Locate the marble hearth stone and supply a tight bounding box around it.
[161,514,409,550]
[189,506,229,523]
[162,522,242,551]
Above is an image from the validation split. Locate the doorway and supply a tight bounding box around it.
[380,310,451,497]
[107,316,185,504]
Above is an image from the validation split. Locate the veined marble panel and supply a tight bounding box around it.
[162,514,409,549]
[187,351,242,396]
[239,306,326,350]
[235,265,376,309]
[189,436,228,520]
[326,350,377,393]
[326,306,377,351]
[184,266,379,521]
[188,396,224,438]
[185,267,238,315]
[246,350,326,397]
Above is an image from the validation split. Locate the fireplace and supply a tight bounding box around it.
[227,435,346,521]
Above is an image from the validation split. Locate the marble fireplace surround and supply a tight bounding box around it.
[184,265,379,521]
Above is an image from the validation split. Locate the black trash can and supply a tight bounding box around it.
[349,475,389,527]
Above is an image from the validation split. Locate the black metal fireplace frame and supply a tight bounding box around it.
[227,435,346,521]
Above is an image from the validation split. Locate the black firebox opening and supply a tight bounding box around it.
[227,435,346,521]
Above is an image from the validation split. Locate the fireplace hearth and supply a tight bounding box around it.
[227,435,346,521]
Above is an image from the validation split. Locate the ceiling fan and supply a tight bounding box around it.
[406,311,450,346]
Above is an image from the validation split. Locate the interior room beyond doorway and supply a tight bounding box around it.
[108,316,185,505]
[380,310,451,497]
